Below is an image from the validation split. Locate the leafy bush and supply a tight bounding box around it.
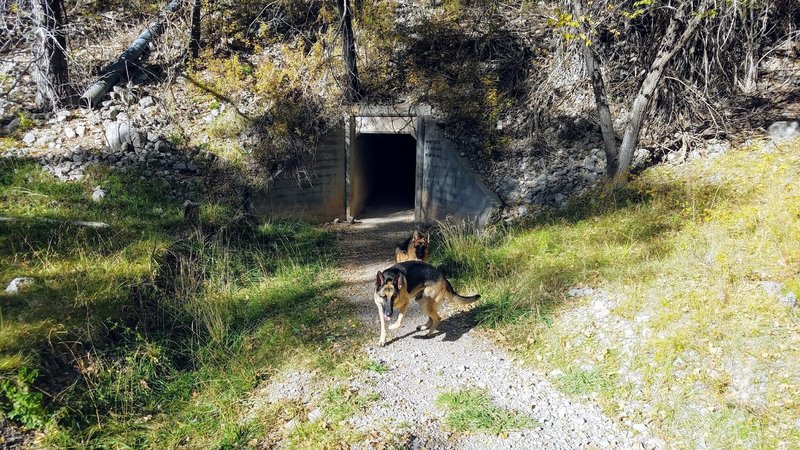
[0,368,47,429]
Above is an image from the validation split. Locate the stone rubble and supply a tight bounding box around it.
[1,85,222,201]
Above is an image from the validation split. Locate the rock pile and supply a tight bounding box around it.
[1,83,222,200]
[492,147,608,216]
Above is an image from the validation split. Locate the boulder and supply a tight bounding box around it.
[4,117,20,135]
[105,122,143,151]
[767,121,800,140]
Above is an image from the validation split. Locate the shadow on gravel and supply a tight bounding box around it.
[379,303,487,346]
[413,304,486,343]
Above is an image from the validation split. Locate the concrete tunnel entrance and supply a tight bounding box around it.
[353,133,417,217]
[253,106,500,227]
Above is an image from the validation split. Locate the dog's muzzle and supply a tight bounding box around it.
[382,298,394,321]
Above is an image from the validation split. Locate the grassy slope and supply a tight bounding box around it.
[0,159,365,448]
[435,139,800,448]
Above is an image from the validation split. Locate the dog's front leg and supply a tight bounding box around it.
[389,312,405,330]
[377,305,387,347]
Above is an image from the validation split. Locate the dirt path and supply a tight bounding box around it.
[327,211,660,449]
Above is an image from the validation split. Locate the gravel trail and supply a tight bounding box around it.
[328,210,659,450]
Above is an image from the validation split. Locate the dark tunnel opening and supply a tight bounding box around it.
[356,133,417,217]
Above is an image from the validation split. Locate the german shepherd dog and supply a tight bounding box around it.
[395,230,430,263]
[374,261,480,346]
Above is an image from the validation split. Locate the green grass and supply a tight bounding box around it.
[433,138,800,447]
[0,158,362,447]
[364,359,389,374]
[436,388,537,435]
[557,367,614,395]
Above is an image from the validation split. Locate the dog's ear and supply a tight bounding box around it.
[425,232,430,243]
[376,271,385,288]
[412,230,420,240]
[394,273,405,291]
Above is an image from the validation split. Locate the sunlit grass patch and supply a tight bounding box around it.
[437,138,800,447]
[436,388,537,435]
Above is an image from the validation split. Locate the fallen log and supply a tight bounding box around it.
[80,0,184,107]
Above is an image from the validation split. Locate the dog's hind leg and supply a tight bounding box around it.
[415,297,433,331]
[416,317,433,332]
[419,297,441,335]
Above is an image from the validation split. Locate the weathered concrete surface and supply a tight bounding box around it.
[253,126,346,222]
[417,119,500,227]
[356,116,417,137]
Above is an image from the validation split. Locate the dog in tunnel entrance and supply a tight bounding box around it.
[374,261,480,347]
[394,230,430,263]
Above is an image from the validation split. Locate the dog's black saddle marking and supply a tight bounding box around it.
[382,261,440,293]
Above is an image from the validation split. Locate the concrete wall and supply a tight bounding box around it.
[253,125,346,222]
[417,118,500,227]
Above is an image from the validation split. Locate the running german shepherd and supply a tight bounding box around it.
[394,230,430,263]
[374,261,480,346]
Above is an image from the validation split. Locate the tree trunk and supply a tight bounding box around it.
[32,0,70,111]
[615,3,706,181]
[189,0,201,58]
[337,0,360,103]
[571,0,618,177]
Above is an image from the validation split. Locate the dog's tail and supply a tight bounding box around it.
[446,279,480,304]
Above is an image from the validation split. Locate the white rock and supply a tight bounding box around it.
[767,121,800,140]
[92,186,106,202]
[23,132,36,145]
[5,277,34,294]
[105,121,141,151]
[139,96,155,108]
[307,408,323,422]
[64,127,76,139]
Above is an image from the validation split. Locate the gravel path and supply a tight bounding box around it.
[328,210,660,450]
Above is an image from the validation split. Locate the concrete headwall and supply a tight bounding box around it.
[417,119,500,227]
[253,125,346,222]
[253,109,499,227]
